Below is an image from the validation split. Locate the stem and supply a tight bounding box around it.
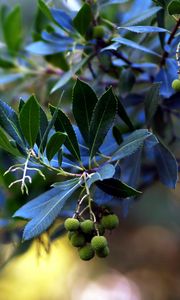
[160,18,180,67]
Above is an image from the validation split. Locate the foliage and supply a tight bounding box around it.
[0,0,179,262]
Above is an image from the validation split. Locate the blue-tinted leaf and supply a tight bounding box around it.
[89,87,117,159]
[0,99,24,146]
[73,3,92,36]
[46,132,67,161]
[38,0,54,22]
[50,105,81,162]
[122,0,152,23]
[0,73,23,85]
[19,95,40,148]
[155,58,178,97]
[72,78,98,144]
[122,7,162,26]
[117,97,134,131]
[144,83,161,125]
[118,26,168,33]
[42,31,74,44]
[96,178,142,198]
[51,56,88,93]
[99,0,128,7]
[14,179,81,240]
[26,41,72,55]
[111,129,153,161]
[50,8,74,32]
[154,142,178,189]
[112,37,161,57]
[87,164,115,188]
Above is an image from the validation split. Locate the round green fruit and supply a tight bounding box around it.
[71,232,86,247]
[64,218,80,231]
[96,246,110,258]
[91,235,108,251]
[93,25,105,39]
[79,245,95,261]
[80,220,94,234]
[101,214,119,230]
[172,79,180,92]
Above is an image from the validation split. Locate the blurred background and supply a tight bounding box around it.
[0,1,180,299]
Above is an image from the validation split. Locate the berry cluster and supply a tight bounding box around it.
[64,213,119,261]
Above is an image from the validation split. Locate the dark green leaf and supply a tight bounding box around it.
[3,5,22,53]
[38,0,54,21]
[72,78,98,144]
[89,87,117,159]
[36,107,48,151]
[0,99,25,146]
[0,127,21,156]
[45,53,69,71]
[50,105,81,162]
[145,83,161,125]
[117,97,135,131]
[0,57,16,68]
[19,95,40,148]
[46,132,67,161]
[73,3,92,36]
[96,178,142,198]
[119,69,136,93]
[168,0,180,15]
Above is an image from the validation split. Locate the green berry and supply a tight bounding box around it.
[93,25,105,39]
[71,232,86,247]
[64,218,80,231]
[101,214,119,230]
[96,246,110,258]
[80,220,94,234]
[79,245,95,261]
[91,235,108,251]
[172,79,180,92]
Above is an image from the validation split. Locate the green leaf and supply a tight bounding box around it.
[50,105,81,162]
[0,57,16,69]
[96,178,142,198]
[111,129,154,161]
[72,78,98,144]
[19,95,40,148]
[45,53,69,71]
[117,96,135,131]
[89,87,117,159]
[36,106,49,151]
[73,3,92,36]
[3,5,22,53]
[168,0,180,15]
[46,132,67,161]
[0,127,21,156]
[144,83,161,125]
[51,57,89,93]
[0,99,25,146]
[38,0,54,22]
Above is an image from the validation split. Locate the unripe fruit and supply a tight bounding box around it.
[93,25,105,39]
[80,220,94,234]
[71,232,86,247]
[96,246,110,258]
[64,218,80,231]
[172,79,180,92]
[79,245,95,261]
[91,235,108,251]
[101,214,119,230]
